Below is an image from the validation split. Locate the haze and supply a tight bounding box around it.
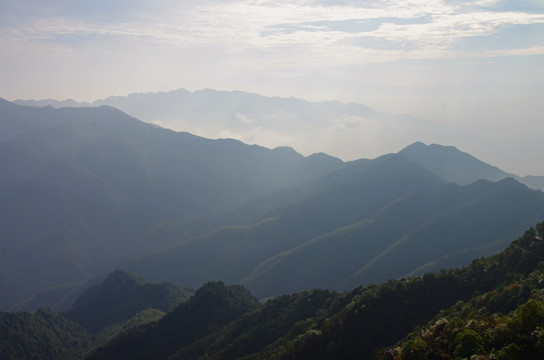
[1,0,543,175]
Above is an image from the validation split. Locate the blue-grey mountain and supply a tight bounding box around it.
[0,99,342,310]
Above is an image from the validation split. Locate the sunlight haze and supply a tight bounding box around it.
[1,0,543,175]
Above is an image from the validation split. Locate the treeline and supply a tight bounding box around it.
[2,222,544,360]
[280,224,544,360]
[87,222,544,360]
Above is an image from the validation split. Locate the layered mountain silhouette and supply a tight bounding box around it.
[80,222,544,360]
[62,270,192,333]
[15,88,434,165]
[14,88,388,133]
[15,89,544,191]
[2,96,544,313]
[399,141,544,190]
[0,99,342,310]
[122,154,544,298]
[87,281,259,360]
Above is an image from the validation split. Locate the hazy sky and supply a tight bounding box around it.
[1,0,543,175]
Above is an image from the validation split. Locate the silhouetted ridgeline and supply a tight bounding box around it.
[0,98,343,310]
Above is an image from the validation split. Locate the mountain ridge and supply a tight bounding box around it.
[121,154,544,298]
[0,99,345,310]
[62,270,193,333]
[398,141,544,190]
[13,93,544,189]
[83,221,544,360]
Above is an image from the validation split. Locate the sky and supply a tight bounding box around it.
[1,0,543,175]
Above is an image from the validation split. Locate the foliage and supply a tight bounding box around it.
[82,221,544,360]
[94,308,166,346]
[401,337,428,360]
[388,222,544,360]
[4,221,544,360]
[0,308,92,360]
[453,329,483,359]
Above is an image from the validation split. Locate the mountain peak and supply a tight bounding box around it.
[190,281,258,311]
[398,141,508,185]
[62,270,191,333]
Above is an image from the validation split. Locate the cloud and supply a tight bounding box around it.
[4,0,543,66]
[1,0,543,175]
[235,112,255,125]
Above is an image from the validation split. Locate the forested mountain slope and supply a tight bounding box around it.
[86,221,544,360]
[1,222,543,360]
[0,309,92,360]
[86,281,259,360]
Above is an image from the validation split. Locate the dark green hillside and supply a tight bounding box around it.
[272,222,544,360]
[62,270,192,333]
[86,221,544,360]
[3,221,542,360]
[389,225,544,359]
[163,289,342,360]
[86,281,258,360]
[0,308,92,360]
[94,308,166,346]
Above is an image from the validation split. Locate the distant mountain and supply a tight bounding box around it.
[15,94,544,192]
[0,99,344,310]
[15,88,388,131]
[14,88,424,162]
[14,98,92,108]
[122,154,544,298]
[399,141,544,190]
[12,281,90,313]
[62,270,192,333]
[4,96,544,313]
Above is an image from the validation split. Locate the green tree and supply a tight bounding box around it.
[453,329,483,359]
[401,337,427,360]
[513,299,544,333]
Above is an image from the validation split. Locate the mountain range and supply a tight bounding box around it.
[14,88,446,165]
[0,98,342,310]
[15,89,544,191]
[2,96,544,313]
[13,88,392,135]
[122,154,544,298]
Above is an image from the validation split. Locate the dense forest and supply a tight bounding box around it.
[88,221,544,360]
[3,221,543,359]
